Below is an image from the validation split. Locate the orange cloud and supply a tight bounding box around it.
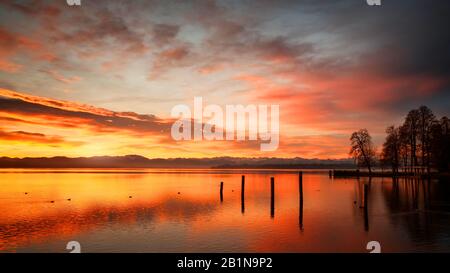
[0,88,164,122]
[0,129,83,146]
[236,68,449,137]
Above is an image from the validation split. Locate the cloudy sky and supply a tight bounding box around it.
[0,0,449,158]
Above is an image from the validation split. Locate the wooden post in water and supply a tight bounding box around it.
[270,177,275,218]
[328,170,332,178]
[299,171,303,229]
[220,181,224,203]
[241,175,245,214]
[363,183,368,208]
[299,171,303,196]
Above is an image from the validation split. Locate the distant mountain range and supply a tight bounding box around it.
[0,155,355,169]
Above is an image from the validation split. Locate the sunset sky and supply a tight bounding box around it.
[1,0,449,159]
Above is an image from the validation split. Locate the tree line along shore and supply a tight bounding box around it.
[345,105,450,178]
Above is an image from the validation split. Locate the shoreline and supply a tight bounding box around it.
[332,170,450,179]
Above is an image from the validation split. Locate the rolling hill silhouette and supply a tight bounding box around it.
[0,155,355,169]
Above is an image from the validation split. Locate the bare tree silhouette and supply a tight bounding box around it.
[350,129,376,175]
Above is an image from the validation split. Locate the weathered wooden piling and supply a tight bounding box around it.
[220,181,224,202]
[299,171,303,229]
[241,175,245,213]
[241,175,245,197]
[270,177,275,218]
[363,183,368,208]
[328,170,332,178]
[299,171,303,200]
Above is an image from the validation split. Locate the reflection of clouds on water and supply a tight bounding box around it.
[0,197,218,252]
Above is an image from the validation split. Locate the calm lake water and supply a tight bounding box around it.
[0,169,449,253]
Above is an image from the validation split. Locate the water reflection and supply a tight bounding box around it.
[0,170,449,252]
[220,181,223,203]
[270,177,275,218]
[299,172,304,231]
[241,175,245,214]
[364,180,370,232]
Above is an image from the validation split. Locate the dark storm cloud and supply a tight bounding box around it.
[0,97,172,134]
[314,0,450,78]
[194,0,450,78]
[175,0,450,87]
[0,128,83,145]
[323,0,450,79]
